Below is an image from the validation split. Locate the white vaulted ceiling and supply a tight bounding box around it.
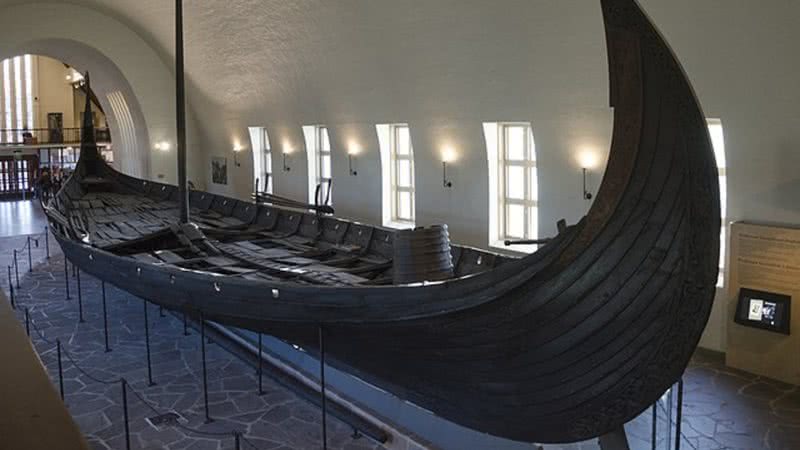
[0,0,611,117]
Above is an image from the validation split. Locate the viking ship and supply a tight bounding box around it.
[43,0,719,444]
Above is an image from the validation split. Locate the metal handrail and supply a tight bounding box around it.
[0,127,111,146]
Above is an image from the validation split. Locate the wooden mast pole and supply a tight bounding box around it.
[176,0,189,223]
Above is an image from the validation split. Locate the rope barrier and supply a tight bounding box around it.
[28,315,54,345]
[20,291,262,448]
[61,347,118,385]
[11,256,269,449]
[9,229,47,254]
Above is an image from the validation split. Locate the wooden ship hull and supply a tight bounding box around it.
[44,0,719,444]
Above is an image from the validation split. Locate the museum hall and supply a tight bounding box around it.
[0,1,797,449]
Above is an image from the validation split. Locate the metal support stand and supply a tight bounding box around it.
[25,307,30,337]
[64,259,70,300]
[257,333,264,395]
[666,386,673,450]
[7,266,15,309]
[675,378,684,450]
[45,226,50,259]
[76,269,84,323]
[27,236,32,272]
[647,379,686,450]
[200,312,212,423]
[13,250,20,288]
[144,300,155,386]
[57,339,64,400]
[651,404,657,450]
[121,378,131,450]
[598,427,631,450]
[319,325,328,450]
[102,282,111,352]
[234,432,241,450]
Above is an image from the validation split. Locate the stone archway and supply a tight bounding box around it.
[4,42,151,178]
[0,2,194,185]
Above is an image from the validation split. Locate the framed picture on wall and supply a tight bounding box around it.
[211,157,228,185]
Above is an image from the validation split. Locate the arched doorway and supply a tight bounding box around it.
[0,1,195,187]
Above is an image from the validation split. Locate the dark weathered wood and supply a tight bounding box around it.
[175,0,189,224]
[43,0,719,444]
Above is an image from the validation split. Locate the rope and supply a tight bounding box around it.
[11,229,46,254]
[61,347,118,385]
[17,262,262,449]
[28,316,54,345]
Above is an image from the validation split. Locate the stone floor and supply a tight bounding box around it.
[0,199,49,237]
[4,247,383,450]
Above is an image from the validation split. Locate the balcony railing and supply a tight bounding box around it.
[0,127,111,147]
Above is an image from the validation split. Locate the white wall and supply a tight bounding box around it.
[202,0,613,248]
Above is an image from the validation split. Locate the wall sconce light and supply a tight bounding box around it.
[233,143,244,167]
[347,142,360,176]
[282,146,292,172]
[582,168,593,200]
[442,162,453,188]
[441,147,456,188]
[154,141,171,151]
[577,150,599,201]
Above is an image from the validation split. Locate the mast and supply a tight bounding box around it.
[78,72,101,175]
[176,0,189,223]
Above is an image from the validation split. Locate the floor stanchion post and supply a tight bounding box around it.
[675,378,684,450]
[64,258,70,300]
[144,300,155,386]
[651,403,657,450]
[121,378,131,450]
[200,311,212,423]
[319,325,328,450]
[14,249,20,288]
[258,332,264,396]
[7,266,15,309]
[25,307,30,337]
[27,237,32,273]
[57,339,64,401]
[234,432,241,450]
[45,226,50,260]
[76,269,84,323]
[102,282,111,352]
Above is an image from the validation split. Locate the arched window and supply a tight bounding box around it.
[377,123,415,228]
[708,119,727,287]
[249,127,272,194]
[484,122,538,253]
[303,125,332,206]
[0,54,35,143]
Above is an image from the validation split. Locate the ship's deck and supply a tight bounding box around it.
[55,190,510,287]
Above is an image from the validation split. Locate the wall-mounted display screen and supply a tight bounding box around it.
[734,288,791,335]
